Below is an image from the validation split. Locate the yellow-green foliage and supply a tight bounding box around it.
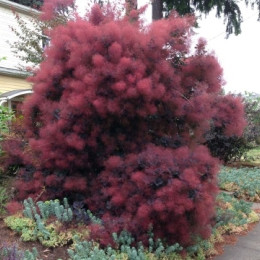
[248,211,260,223]
[4,214,85,248]
[4,215,35,233]
[21,228,37,242]
[0,187,8,215]
[39,224,77,248]
[209,229,224,244]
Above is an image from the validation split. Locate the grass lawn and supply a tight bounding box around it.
[243,146,260,163]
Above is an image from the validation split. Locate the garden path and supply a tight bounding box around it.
[215,203,260,260]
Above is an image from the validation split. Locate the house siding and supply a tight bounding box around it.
[0,74,31,93]
[0,3,35,70]
[0,0,39,100]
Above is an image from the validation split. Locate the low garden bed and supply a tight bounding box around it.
[219,167,260,202]
[0,191,258,260]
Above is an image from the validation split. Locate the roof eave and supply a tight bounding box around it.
[0,66,32,78]
[0,0,40,16]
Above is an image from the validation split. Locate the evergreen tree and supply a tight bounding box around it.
[154,0,260,36]
[9,0,75,70]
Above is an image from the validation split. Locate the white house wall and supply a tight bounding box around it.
[0,0,37,70]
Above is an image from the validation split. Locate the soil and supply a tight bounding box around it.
[226,161,260,168]
[0,175,69,259]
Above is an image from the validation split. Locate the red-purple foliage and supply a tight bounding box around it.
[87,144,219,245]
[40,0,74,21]
[1,118,34,170]
[9,4,246,246]
[6,201,23,215]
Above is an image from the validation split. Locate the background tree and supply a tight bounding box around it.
[204,92,260,163]
[9,13,46,69]
[9,0,75,70]
[126,0,137,14]
[241,92,260,143]
[8,0,118,70]
[152,0,163,20]
[205,127,249,163]
[0,57,7,63]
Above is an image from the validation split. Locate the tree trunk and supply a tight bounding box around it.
[152,0,163,20]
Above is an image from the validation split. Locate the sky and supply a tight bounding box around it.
[194,3,260,94]
[76,0,260,94]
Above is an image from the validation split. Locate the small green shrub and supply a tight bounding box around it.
[68,228,186,260]
[4,215,35,233]
[205,127,249,163]
[67,233,184,260]
[34,213,51,240]
[23,247,39,260]
[68,236,117,260]
[86,209,102,225]
[0,187,8,215]
[0,57,7,63]
[0,106,14,135]
[68,230,214,260]
[0,243,24,260]
[0,106,14,162]
[24,197,73,222]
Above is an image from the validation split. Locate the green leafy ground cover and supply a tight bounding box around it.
[0,106,14,159]
[219,167,260,201]
[0,187,8,215]
[1,192,258,260]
